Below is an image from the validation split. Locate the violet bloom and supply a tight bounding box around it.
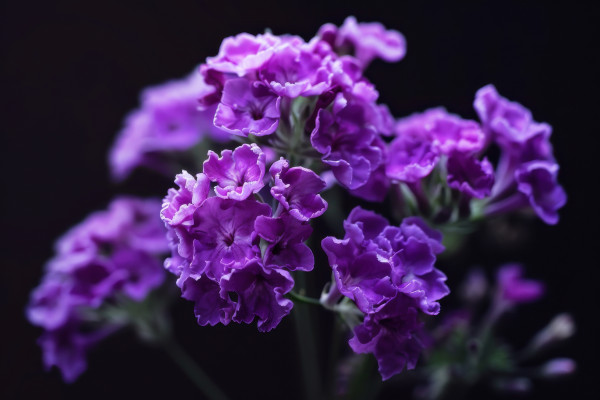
[220,259,294,332]
[474,86,566,224]
[428,113,485,155]
[27,278,75,331]
[324,241,396,313]
[391,108,484,159]
[270,158,328,221]
[162,149,328,332]
[260,43,334,97]
[37,324,109,383]
[349,137,390,202]
[206,32,283,76]
[47,197,169,306]
[318,16,406,68]
[474,84,534,144]
[349,294,424,380]
[27,197,169,382]
[203,144,266,200]
[161,171,211,227]
[386,129,438,183]
[109,69,230,181]
[185,197,270,280]
[311,93,383,190]
[447,154,495,199]
[214,78,281,136]
[515,161,567,225]
[497,264,545,304]
[255,214,314,271]
[180,274,235,326]
[322,207,449,316]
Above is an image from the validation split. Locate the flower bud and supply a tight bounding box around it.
[460,268,487,303]
[540,358,576,378]
[528,313,575,353]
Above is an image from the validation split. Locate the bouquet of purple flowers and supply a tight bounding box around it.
[27,16,572,400]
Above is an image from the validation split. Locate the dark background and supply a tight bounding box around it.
[1,1,598,399]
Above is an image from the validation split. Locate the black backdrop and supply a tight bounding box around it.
[2,1,598,399]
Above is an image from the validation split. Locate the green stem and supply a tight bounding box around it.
[288,290,322,306]
[327,316,342,398]
[162,337,230,400]
[293,273,322,400]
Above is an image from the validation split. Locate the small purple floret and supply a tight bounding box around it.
[349,295,424,380]
[497,264,545,304]
[319,16,406,68]
[214,79,281,136]
[220,259,294,332]
[447,154,495,199]
[270,158,328,221]
[515,161,567,225]
[203,144,266,200]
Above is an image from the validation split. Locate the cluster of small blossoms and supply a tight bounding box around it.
[321,207,450,380]
[475,86,567,224]
[386,86,566,225]
[109,68,231,181]
[196,17,403,201]
[161,143,327,331]
[28,14,572,395]
[26,197,168,381]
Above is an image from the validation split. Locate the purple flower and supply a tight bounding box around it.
[50,253,125,308]
[447,154,495,199]
[180,274,234,326]
[108,69,230,181]
[203,144,266,200]
[185,197,271,280]
[255,214,314,271]
[27,278,76,331]
[515,161,567,225]
[349,295,424,380]
[48,198,168,306]
[540,358,577,377]
[260,43,333,97]
[318,16,406,68]
[349,137,390,202]
[474,84,534,144]
[206,32,283,76]
[429,114,485,155]
[325,241,397,313]
[497,264,545,304]
[38,324,109,383]
[214,78,281,136]
[386,128,438,183]
[322,207,449,317]
[220,259,294,332]
[269,158,328,221]
[472,86,567,223]
[161,171,211,227]
[393,108,485,157]
[111,248,165,301]
[311,93,382,189]
[27,197,168,382]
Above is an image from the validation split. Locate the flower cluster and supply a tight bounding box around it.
[475,85,567,224]
[109,68,231,181]
[196,17,402,199]
[321,207,449,379]
[161,143,327,332]
[27,197,168,382]
[385,86,566,225]
[28,15,571,397]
